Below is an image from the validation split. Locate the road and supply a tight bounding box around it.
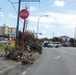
[7,47,76,75]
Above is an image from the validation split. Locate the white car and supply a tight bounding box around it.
[47,42,61,48]
[0,41,8,44]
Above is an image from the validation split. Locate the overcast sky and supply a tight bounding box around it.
[0,0,76,38]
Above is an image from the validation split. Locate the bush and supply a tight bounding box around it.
[30,42,43,54]
[0,44,7,52]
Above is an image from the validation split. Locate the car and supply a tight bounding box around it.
[43,42,49,47]
[63,44,69,47]
[47,42,61,48]
[0,41,8,44]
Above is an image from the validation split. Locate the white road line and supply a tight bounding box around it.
[22,68,31,75]
[22,71,27,75]
[54,55,61,59]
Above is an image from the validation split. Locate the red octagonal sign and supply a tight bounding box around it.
[19,9,29,19]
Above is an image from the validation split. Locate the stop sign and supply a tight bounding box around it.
[19,9,29,19]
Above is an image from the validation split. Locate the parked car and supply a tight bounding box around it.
[63,44,69,47]
[0,41,8,44]
[43,42,49,47]
[47,42,61,48]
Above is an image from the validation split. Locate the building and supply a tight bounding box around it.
[0,23,16,40]
[27,30,37,38]
[60,36,71,46]
[60,36,71,42]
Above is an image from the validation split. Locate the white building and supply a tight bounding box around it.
[0,23,16,40]
[0,23,16,37]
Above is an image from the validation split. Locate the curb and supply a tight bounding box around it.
[32,52,40,59]
[0,62,21,75]
[0,52,40,75]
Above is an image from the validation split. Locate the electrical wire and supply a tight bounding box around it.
[8,0,18,13]
[8,0,23,24]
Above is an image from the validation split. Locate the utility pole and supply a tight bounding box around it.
[25,5,29,31]
[15,0,40,47]
[0,5,2,15]
[0,7,1,11]
[15,0,21,47]
[74,27,76,47]
[53,32,54,38]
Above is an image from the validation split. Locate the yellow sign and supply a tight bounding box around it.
[8,41,15,47]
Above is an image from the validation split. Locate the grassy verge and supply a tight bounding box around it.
[0,44,8,52]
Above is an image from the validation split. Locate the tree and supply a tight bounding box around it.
[69,38,74,46]
[52,37,63,42]
[17,31,36,46]
[24,32,36,45]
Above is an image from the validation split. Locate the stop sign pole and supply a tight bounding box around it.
[21,19,26,48]
[19,9,29,48]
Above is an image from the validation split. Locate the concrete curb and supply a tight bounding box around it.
[0,52,40,75]
[0,62,21,75]
[32,52,40,59]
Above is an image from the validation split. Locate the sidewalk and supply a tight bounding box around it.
[0,52,39,75]
[0,57,21,75]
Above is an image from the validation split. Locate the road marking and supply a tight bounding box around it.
[22,71,27,75]
[22,68,31,75]
[54,55,61,59]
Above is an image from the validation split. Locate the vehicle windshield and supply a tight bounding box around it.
[0,0,76,75]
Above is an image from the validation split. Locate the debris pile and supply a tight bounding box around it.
[4,43,42,65]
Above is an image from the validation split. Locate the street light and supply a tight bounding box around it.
[37,15,49,39]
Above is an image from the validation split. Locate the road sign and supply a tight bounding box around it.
[19,9,29,19]
[8,41,15,47]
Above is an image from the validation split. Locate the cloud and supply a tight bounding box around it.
[28,16,51,24]
[28,16,38,22]
[30,6,38,11]
[8,13,17,18]
[53,0,65,7]
[28,26,37,32]
[28,11,76,38]
[52,12,76,28]
[67,10,76,14]
[0,12,4,16]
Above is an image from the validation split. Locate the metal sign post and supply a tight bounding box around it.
[16,0,40,48]
[22,19,26,47]
[19,9,29,48]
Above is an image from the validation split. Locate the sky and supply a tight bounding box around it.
[0,0,76,39]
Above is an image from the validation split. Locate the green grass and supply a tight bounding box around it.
[0,44,7,52]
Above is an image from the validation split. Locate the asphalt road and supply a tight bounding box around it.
[7,47,76,75]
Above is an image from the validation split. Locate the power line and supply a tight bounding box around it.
[0,7,1,9]
[8,0,23,24]
[0,7,1,11]
[8,0,18,13]
[8,0,18,3]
